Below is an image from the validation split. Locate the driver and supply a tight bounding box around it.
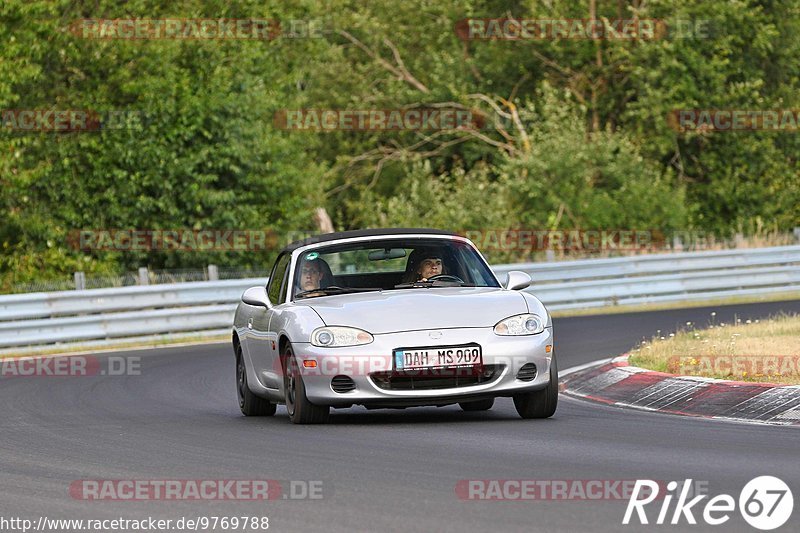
[416,256,443,281]
[402,249,448,283]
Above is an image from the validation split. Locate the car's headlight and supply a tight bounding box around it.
[311,326,374,347]
[494,314,545,336]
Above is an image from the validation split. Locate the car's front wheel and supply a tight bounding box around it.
[513,356,558,419]
[459,398,495,411]
[283,342,330,424]
[236,344,276,416]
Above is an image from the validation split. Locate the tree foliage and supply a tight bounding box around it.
[1,0,798,288]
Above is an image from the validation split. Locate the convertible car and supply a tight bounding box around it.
[232,228,556,423]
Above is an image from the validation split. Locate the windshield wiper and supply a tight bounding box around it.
[294,286,382,299]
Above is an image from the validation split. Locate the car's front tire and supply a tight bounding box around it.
[513,356,558,419]
[459,398,495,411]
[283,342,330,424]
[236,344,276,416]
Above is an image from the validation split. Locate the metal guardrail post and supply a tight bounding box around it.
[74,272,86,291]
[207,264,219,281]
[138,267,149,286]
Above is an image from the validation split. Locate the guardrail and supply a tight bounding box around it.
[1,245,799,349]
[493,246,800,309]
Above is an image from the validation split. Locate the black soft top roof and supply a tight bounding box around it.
[281,228,460,253]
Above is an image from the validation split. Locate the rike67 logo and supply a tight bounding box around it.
[623,476,793,530]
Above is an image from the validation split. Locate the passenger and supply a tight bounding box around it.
[296,256,333,296]
[299,259,324,292]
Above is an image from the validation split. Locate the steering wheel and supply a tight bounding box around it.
[425,274,464,283]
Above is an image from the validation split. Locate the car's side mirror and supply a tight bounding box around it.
[504,271,532,291]
[242,286,271,308]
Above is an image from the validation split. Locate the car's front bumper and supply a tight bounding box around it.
[285,326,554,408]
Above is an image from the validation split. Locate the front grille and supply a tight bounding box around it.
[370,365,502,391]
[331,375,356,393]
[516,363,538,381]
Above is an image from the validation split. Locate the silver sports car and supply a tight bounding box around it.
[232,228,556,424]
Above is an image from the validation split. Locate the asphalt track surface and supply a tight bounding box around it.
[2,300,799,533]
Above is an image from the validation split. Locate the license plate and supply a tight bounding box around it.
[393,344,482,371]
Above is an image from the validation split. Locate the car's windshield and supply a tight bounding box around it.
[291,238,499,300]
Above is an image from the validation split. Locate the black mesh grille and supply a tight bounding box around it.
[516,363,538,381]
[370,365,502,391]
[331,375,356,393]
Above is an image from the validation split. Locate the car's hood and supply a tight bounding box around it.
[295,287,528,334]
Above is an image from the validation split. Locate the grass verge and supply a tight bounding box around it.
[628,313,800,385]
